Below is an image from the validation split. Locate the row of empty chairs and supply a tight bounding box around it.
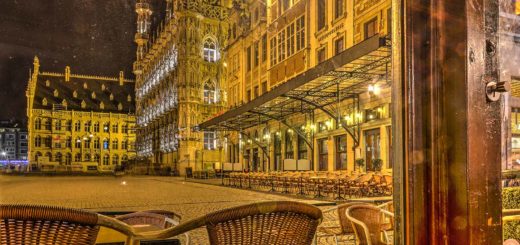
[224,171,393,199]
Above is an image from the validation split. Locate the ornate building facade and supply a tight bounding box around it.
[26,57,137,171]
[134,0,229,174]
[136,0,392,174]
[208,0,393,173]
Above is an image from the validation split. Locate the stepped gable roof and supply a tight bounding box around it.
[33,73,135,113]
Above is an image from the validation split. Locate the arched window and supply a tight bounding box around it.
[35,152,42,161]
[103,154,110,165]
[93,154,100,163]
[203,38,218,62]
[34,135,41,147]
[203,81,217,104]
[103,122,110,133]
[103,139,109,150]
[34,118,41,130]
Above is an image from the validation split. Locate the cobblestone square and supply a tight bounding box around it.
[0,175,328,244]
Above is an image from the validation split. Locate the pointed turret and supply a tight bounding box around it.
[33,56,40,74]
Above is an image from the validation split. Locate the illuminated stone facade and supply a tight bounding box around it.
[136,0,392,174]
[26,57,137,170]
[134,0,228,174]
[222,0,393,172]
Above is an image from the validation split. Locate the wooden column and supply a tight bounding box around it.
[393,0,503,243]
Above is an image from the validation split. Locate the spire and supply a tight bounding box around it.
[33,56,40,74]
[65,66,71,82]
[134,0,152,75]
[119,71,124,86]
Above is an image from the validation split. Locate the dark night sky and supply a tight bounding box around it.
[0,0,165,122]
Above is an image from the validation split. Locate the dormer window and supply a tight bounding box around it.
[81,100,86,109]
[72,90,78,98]
[42,98,48,106]
[127,95,132,102]
[118,103,123,111]
[91,92,96,99]
[45,80,51,87]
[83,82,88,89]
[101,84,106,91]
[53,89,59,97]
[109,93,114,101]
[62,99,67,107]
[100,102,104,110]
[203,38,219,62]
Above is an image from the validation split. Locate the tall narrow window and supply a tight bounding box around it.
[262,34,267,62]
[254,41,259,67]
[364,17,378,39]
[277,30,286,62]
[334,37,344,55]
[254,86,259,98]
[34,118,41,130]
[334,0,344,19]
[335,135,347,170]
[204,81,216,104]
[317,47,327,63]
[261,81,268,94]
[317,0,326,31]
[203,38,218,62]
[285,130,294,159]
[318,138,328,171]
[204,131,216,150]
[246,46,252,71]
[270,37,277,66]
[298,134,307,159]
[286,23,295,57]
[296,16,305,51]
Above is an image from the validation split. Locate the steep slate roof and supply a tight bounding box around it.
[33,73,135,113]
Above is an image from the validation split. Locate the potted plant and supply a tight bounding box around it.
[373,158,383,172]
[355,158,365,172]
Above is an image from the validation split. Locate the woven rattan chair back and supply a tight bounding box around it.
[205,201,322,245]
[0,204,100,245]
[337,202,368,234]
[346,205,386,245]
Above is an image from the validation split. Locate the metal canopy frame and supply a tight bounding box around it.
[198,35,391,147]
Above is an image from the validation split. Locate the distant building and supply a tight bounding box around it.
[25,57,137,170]
[0,120,28,163]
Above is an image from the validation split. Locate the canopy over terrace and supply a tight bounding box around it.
[197,35,391,152]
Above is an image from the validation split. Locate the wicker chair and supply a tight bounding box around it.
[0,204,137,245]
[346,204,394,245]
[138,201,323,245]
[317,202,368,244]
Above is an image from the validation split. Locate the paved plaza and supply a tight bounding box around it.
[0,175,331,244]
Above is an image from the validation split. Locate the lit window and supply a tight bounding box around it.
[203,81,217,104]
[203,38,218,62]
[204,131,216,150]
